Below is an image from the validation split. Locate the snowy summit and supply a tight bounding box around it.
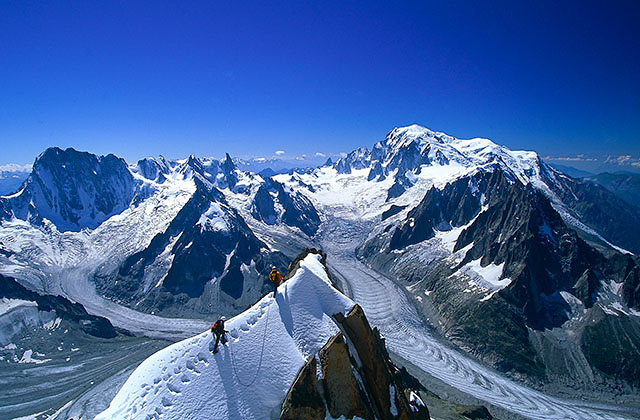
[95,253,354,420]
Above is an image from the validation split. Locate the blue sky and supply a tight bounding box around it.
[1,1,639,171]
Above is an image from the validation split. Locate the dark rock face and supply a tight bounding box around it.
[389,173,485,250]
[136,156,171,182]
[251,178,321,237]
[456,405,495,420]
[280,251,429,420]
[382,205,406,221]
[97,178,287,315]
[368,160,385,181]
[586,172,640,209]
[542,166,640,254]
[319,333,371,419]
[220,153,239,189]
[573,269,599,308]
[387,173,415,201]
[0,274,117,339]
[451,172,605,331]
[358,169,640,383]
[581,305,640,385]
[336,304,427,420]
[605,253,640,311]
[1,147,135,232]
[281,311,429,420]
[335,147,372,174]
[280,356,325,420]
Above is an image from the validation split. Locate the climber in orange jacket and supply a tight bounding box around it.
[211,316,228,353]
[269,266,283,297]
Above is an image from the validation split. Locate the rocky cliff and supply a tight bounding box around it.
[281,302,429,420]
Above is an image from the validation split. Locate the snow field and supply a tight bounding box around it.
[96,254,355,420]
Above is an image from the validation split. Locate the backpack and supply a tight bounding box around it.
[211,320,224,333]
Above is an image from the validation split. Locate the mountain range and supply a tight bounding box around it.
[1,124,639,419]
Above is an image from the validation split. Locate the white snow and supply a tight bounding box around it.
[18,349,51,364]
[461,259,511,299]
[323,220,631,420]
[409,390,425,412]
[0,298,36,316]
[197,202,230,232]
[0,299,56,345]
[96,254,354,420]
[1,125,636,420]
[389,383,398,416]
[42,317,62,330]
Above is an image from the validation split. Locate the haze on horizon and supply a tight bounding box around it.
[1,1,638,173]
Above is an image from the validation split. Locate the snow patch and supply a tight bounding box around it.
[462,259,511,292]
[0,297,37,316]
[197,202,230,232]
[389,383,398,416]
[18,349,51,364]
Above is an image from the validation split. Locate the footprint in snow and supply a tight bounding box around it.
[173,366,180,374]
[197,352,209,364]
[166,382,181,395]
[180,374,191,384]
[185,359,201,374]
[161,396,173,407]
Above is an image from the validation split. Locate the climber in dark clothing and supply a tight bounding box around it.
[211,316,228,353]
[269,266,283,297]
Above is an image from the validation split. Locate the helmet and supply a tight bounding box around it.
[220,316,226,321]
[271,266,277,270]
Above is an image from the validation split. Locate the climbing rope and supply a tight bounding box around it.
[125,302,272,418]
[229,302,271,387]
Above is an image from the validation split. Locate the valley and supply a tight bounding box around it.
[1,125,639,419]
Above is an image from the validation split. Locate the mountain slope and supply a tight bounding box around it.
[585,172,640,209]
[97,251,430,420]
[0,273,117,343]
[1,147,135,232]
[357,168,640,384]
[95,253,356,419]
[2,125,639,418]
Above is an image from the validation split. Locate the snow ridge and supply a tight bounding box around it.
[96,254,354,420]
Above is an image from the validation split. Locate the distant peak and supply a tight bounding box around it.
[221,153,237,171]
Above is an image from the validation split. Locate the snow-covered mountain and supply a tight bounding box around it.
[1,148,135,232]
[0,148,322,318]
[271,124,640,387]
[1,124,639,419]
[96,251,429,420]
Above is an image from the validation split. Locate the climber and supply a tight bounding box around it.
[211,316,228,353]
[269,266,283,297]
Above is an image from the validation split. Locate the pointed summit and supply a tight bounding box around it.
[221,153,237,172]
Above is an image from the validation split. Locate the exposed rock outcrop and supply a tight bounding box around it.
[0,147,135,232]
[319,332,371,419]
[358,169,640,384]
[280,356,325,420]
[281,299,429,420]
